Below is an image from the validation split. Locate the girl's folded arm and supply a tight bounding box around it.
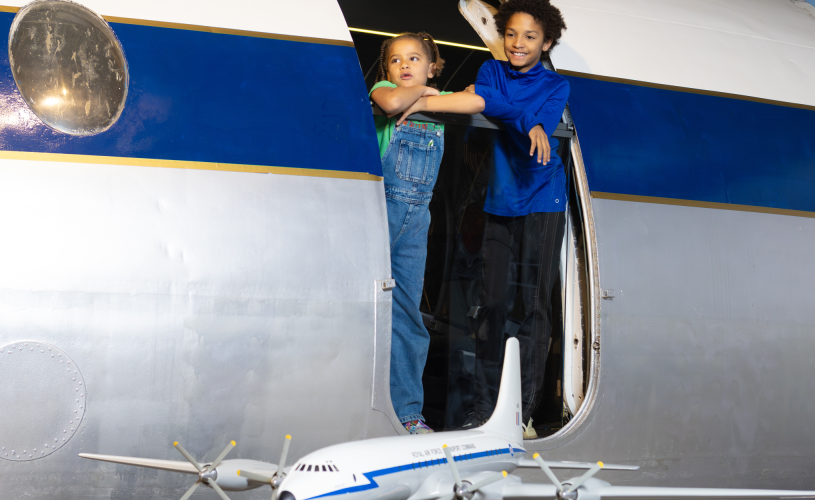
[424,92,485,114]
[370,85,436,114]
[393,92,485,125]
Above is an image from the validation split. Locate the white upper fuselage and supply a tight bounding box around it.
[279,430,525,500]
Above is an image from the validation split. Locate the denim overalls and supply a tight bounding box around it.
[384,120,444,424]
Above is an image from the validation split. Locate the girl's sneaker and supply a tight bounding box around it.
[404,419,434,434]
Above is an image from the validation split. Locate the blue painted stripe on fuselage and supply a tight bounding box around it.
[564,75,815,213]
[306,446,526,499]
[0,13,382,177]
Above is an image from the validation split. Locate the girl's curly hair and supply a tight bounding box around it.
[494,0,567,52]
[375,32,446,87]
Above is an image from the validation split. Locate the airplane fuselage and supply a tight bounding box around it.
[280,431,525,500]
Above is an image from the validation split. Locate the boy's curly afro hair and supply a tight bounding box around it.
[494,0,567,52]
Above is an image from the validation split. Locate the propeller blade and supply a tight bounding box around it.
[174,442,203,472]
[436,493,456,500]
[212,441,237,469]
[238,469,274,484]
[276,435,292,478]
[179,480,202,500]
[565,462,603,493]
[532,453,563,490]
[442,445,463,489]
[470,471,507,491]
[209,479,232,500]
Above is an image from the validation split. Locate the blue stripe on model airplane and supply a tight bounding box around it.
[308,447,527,499]
[0,13,382,177]
[565,75,815,213]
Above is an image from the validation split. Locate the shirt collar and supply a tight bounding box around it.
[505,60,545,79]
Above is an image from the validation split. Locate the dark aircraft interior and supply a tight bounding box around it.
[338,0,592,437]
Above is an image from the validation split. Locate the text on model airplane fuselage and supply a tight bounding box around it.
[279,431,525,500]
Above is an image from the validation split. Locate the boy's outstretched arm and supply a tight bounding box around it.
[392,92,485,125]
[371,85,439,115]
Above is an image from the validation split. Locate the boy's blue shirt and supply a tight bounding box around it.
[474,59,570,216]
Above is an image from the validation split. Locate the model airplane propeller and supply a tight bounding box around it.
[237,434,292,500]
[80,339,815,500]
[81,437,285,500]
[530,453,602,500]
[173,440,235,500]
[441,443,507,500]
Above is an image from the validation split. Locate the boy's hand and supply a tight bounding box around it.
[389,97,428,126]
[422,87,440,97]
[529,125,550,164]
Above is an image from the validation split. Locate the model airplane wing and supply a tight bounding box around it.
[502,483,815,500]
[509,454,815,500]
[79,453,199,474]
[79,453,288,476]
[502,483,559,500]
[597,486,815,499]
[516,458,639,471]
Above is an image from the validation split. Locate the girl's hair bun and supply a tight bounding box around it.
[375,31,446,86]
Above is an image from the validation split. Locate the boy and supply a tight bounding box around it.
[461,0,569,429]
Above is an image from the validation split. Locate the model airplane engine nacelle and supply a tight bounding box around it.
[211,459,277,491]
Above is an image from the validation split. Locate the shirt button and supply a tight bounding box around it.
[555,199,560,203]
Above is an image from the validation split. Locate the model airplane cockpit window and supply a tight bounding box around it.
[8,0,128,136]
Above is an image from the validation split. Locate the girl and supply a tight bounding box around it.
[369,32,484,434]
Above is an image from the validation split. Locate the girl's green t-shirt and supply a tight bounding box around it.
[369,80,451,158]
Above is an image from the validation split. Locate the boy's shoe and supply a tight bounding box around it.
[404,419,434,434]
[460,408,490,430]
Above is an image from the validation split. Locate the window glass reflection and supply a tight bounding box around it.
[9,0,129,135]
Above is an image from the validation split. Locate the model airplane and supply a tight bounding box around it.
[80,338,815,500]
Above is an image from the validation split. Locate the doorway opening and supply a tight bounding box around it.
[416,106,591,438]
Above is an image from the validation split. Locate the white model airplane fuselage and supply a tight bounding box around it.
[282,431,521,500]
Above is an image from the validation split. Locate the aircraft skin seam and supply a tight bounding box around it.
[0,150,384,182]
[558,70,815,111]
[0,5,354,46]
[590,192,815,219]
[305,447,527,500]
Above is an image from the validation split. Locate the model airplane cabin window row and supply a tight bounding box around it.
[295,464,339,472]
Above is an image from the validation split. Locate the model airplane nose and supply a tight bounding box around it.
[279,491,295,500]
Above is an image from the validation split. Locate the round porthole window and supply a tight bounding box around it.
[8,0,128,136]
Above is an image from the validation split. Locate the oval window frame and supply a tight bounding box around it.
[8,0,130,136]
